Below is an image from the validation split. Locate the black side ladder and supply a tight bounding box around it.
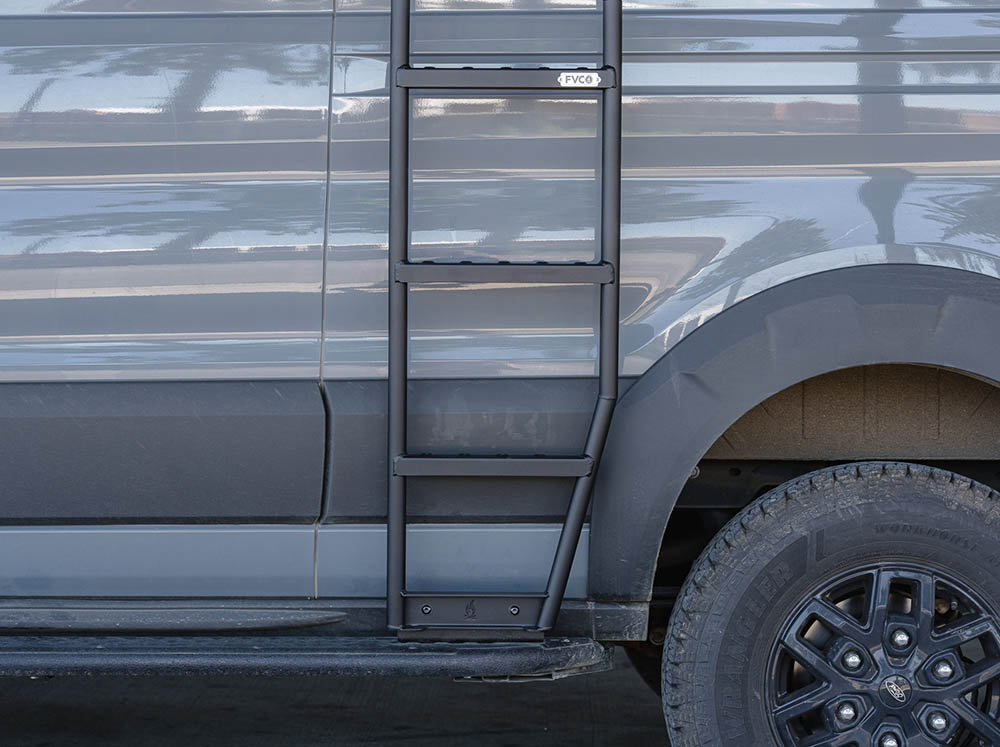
[387,0,622,635]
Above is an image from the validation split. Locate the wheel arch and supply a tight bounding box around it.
[589,263,1000,602]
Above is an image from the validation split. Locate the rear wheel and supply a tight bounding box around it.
[662,462,1000,746]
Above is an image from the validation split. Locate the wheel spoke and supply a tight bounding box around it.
[911,569,937,642]
[931,615,997,654]
[799,725,870,747]
[949,695,1000,745]
[868,569,893,638]
[799,597,870,644]
[943,655,1000,699]
[778,633,849,691]
[772,682,833,726]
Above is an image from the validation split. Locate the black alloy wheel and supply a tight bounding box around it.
[769,564,1000,745]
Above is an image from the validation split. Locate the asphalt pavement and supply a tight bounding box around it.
[0,648,666,746]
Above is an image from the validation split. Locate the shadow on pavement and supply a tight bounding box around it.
[0,648,666,746]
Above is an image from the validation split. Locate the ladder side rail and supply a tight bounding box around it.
[599,0,623,407]
[537,0,622,632]
[387,0,412,631]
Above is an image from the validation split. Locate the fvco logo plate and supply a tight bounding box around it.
[558,71,602,88]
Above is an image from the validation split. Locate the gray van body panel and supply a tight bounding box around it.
[324,1,1000,380]
[0,6,332,382]
[5,3,1000,381]
[3,1,1000,618]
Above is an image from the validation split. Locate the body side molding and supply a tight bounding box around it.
[590,264,1000,602]
[0,600,346,633]
[0,524,588,601]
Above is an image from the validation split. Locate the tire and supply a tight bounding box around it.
[662,462,1000,746]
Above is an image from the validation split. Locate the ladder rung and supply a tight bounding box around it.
[394,456,594,478]
[396,66,616,90]
[395,261,614,285]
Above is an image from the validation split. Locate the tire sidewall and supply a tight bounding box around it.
[665,465,1000,745]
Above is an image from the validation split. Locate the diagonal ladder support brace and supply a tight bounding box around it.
[539,0,623,631]
[387,0,622,634]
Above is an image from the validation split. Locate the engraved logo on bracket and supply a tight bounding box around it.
[464,599,477,620]
[558,72,602,88]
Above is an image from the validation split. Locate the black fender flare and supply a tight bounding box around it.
[589,264,1000,601]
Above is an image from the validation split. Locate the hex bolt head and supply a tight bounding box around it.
[835,702,857,723]
[841,650,863,671]
[927,711,949,733]
[933,660,955,681]
[509,605,520,616]
[880,734,901,747]
[890,629,911,649]
[421,604,432,615]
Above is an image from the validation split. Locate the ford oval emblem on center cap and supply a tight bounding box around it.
[879,675,912,707]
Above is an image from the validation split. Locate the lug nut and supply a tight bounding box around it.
[879,734,900,747]
[933,659,955,680]
[927,711,949,733]
[841,650,863,670]
[890,629,911,649]
[836,702,857,723]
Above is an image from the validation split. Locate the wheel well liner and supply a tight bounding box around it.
[589,264,1000,602]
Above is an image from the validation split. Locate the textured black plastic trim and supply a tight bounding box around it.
[591,265,1000,603]
[0,380,325,522]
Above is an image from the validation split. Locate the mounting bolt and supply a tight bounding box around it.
[841,650,863,671]
[926,711,949,733]
[835,702,857,723]
[890,629,911,649]
[509,605,520,616]
[879,734,901,747]
[933,660,955,681]
[421,604,432,615]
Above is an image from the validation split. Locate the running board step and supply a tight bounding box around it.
[0,635,613,678]
[394,456,593,478]
[396,66,616,90]
[395,261,614,285]
[0,601,346,633]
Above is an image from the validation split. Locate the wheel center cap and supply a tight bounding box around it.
[879,675,913,708]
